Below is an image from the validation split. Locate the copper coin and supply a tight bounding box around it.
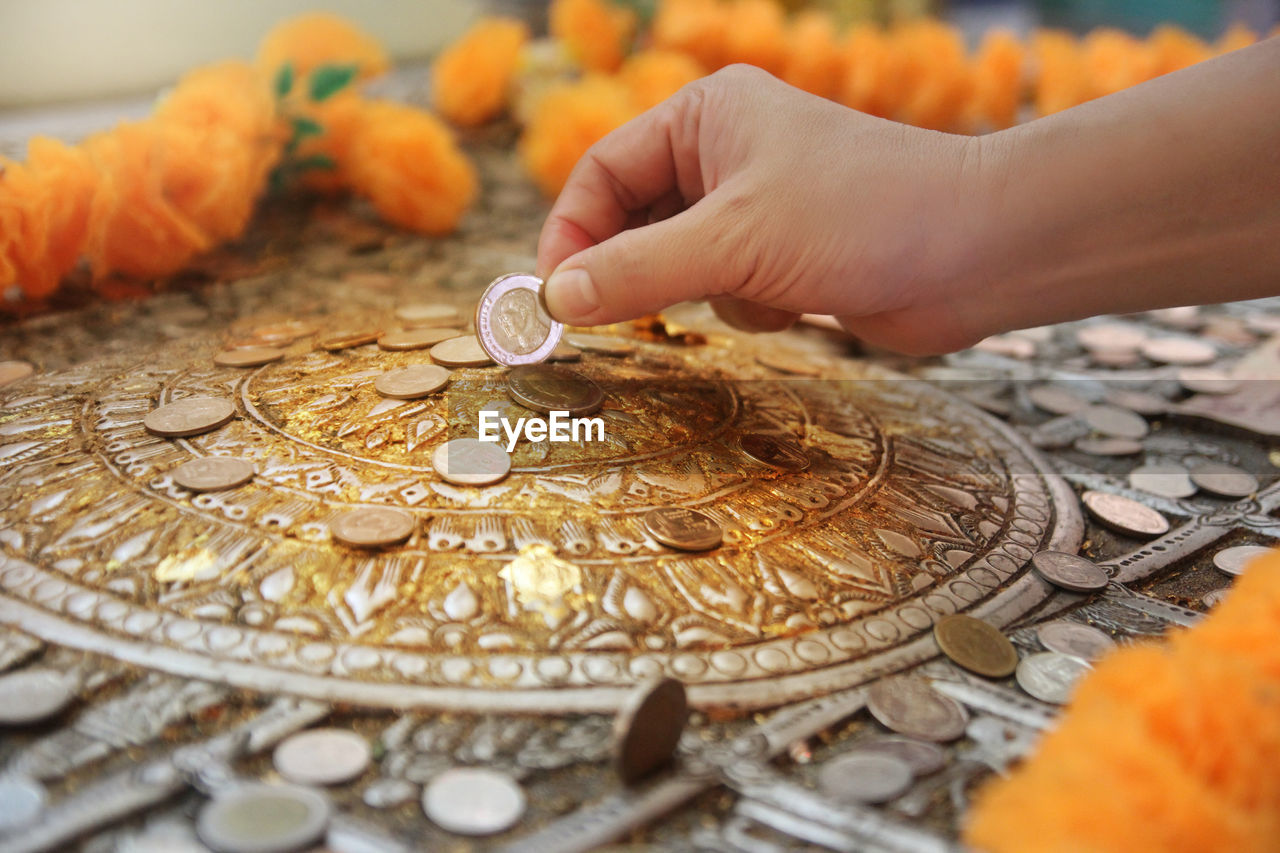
[429,335,494,368]
[564,333,635,356]
[172,457,255,492]
[1212,544,1273,576]
[1036,620,1116,662]
[374,364,451,399]
[213,346,284,368]
[613,677,688,786]
[377,328,460,351]
[506,365,603,416]
[432,438,511,485]
[1074,437,1143,456]
[756,350,821,376]
[1128,463,1196,498]
[866,676,968,742]
[329,507,416,548]
[643,507,723,551]
[1082,404,1149,439]
[1027,385,1089,415]
[320,329,380,351]
[933,614,1018,678]
[1102,388,1169,416]
[0,361,35,388]
[395,303,461,328]
[1189,462,1258,498]
[1177,368,1241,395]
[143,397,236,437]
[475,273,563,367]
[1140,337,1216,365]
[1082,490,1170,538]
[737,433,810,472]
[1030,550,1109,592]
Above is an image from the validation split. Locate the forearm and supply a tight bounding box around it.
[959,36,1280,337]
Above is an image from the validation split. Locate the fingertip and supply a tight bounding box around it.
[545,265,601,325]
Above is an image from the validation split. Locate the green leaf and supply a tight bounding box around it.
[308,64,358,102]
[273,62,294,98]
[292,154,337,173]
[291,116,325,139]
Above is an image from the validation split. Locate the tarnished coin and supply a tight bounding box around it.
[1074,437,1143,456]
[197,783,331,853]
[1128,463,1196,498]
[172,457,255,492]
[1082,490,1170,538]
[854,738,947,776]
[433,438,511,486]
[1027,385,1089,415]
[1103,388,1169,416]
[0,775,46,832]
[564,333,635,356]
[1015,652,1091,704]
[1177,368,1241,395]
[1082,404,1149,439]
[1189,461,1258,498]
[476,273,563,366]
[429,335,494,368]
[933,614,1018,678]
[614,677,688,785]
[0,360,35,387]
[1030,550,1110,592]
[817,752,913,804]
[1212,544,1274,577]
[506,365,604,416]
[756,349,821,376]
[213,347,284,368]
[329,507,416,548]
[0,668,75,724]
[274,728,371,786]
[738,433,810,472]
[374,364,451,399]
[143,396,236,438]
[1036,620,1116,662]
[547,341,582,362]
[395,303,461,328]
[1141,337,1216,365]
[643,507,723,551]
[867,676,969,742]
[377,328,460,351]
[423,767,526,836]
[319,329,380,351]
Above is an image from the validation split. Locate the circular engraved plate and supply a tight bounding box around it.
[0,310,1081,712]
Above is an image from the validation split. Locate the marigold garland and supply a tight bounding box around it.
[254,11,389,82]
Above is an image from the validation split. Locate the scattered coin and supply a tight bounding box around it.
[1074,437,1143,456]
[1027,414,1089,450]
[249,320,318,345]
[1141,337,1216,365]
[1082,404,1149,439]
[1189,461,1259,498]
[1036,620,1116,662]
[643,507,723,551]
[0,668,75,725]
[817,752,913,804]
[429,335,494,368]
[0,360,35,387]
[422,767,526,836]
[853,737,947,776]
[1089,347,1141,368]
[433,438,511,486]
[756,350,821,376]
[1177,368,1241,395]
[614,677,688,785]
[144,397,236,438]
[933,614,1018,678]
[1103,388,1169,416]
[1082,490,1170,538]
[213,347,284,368]
[867,676,969,742]
[362,778,418,809]
[395,303,461,328]
[564,333,635,356]
[319,329,381,351]
[1212,544,1274,577]
[1030,550,1110,592]
[1128,463,1197,499]
[329,506,416,548]
[974,334,1035,359]
[737,433,810,472]
[1075,323,1146,352]
[1015,652,1091,704]
[0,775,46,832]
[1027,385,1089,415]
[274,728,372,786]
[196,783,331,853]
[475,273,563,366]
[506,365,604,416]
[374,364,451,399]
[1149,306,1201,330]
[547,341,582,362]
[172,457,256,492]
[377,328,460,351]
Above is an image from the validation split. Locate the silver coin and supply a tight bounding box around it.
[1128,463,1197,498]
[1082,404,1149,439]
[564,333,635,356]
[429,335,494,368]
[1082,490,1170,538]
[433,438,511,486]
[506,365,604,416]
[1035,620,1116,662]
[1074,437,1143,456]
[273,728,372,786]
[475,273,563,366]
[373,364,451,399]
[172,457,255,492]
[1177,368,1241,395]
[1141,337,1216,365]
[328,507,416,548]
[143,396,236,437]
[853,737,947,776]
[363,778,418,809]
[1212,544,1273,576]
[1027,385,1089,415]
[1030,550,1109,592]
[0,668,75,724]
[866,675,968,742]
[817,752,913,804]
[196,783,331,853]
[1189,462,1258,498]
[422,767,526,836]
[1102,388,1169,416]
[0,775,46,832]
[1015,652,1091,704]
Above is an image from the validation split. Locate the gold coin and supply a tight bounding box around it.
[737,433,810,472]
[329,506,416,548]
[933,614,1018,678]
[172,457,256,492]
[564,333,635,356]
[373,364,451,399]
[432,438,511,485]
[143,397,236,437]
[613,678,688,786]
[506,365,603,416]
[642,507,722,551]
[395,303,461,328]
[377,328,460,351]
[213,346,284,368]
[429,336,494,368]
[0,360,34,388]
[320,330,381,351]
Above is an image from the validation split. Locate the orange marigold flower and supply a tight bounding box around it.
[780,10,844,101]
[1031,29,1091,115]
[721,0,787,75]
[618,49,705,112]
[1080,28,1155,98]
[839,24,892,116]
[966,30,1024,131]
[431,17,529,126]
[550,0,636,73]
[519,75,637,198]
[892,20,973,131]
[156,60,280,142]
[1215,22,1257,54]
[255,12,389,82]
[1148,24,1210,76]
[651,0,729,71]
[345,100,478,235]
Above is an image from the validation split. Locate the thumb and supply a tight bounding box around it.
[543,201,747,326]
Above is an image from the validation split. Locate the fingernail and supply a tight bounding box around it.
[545,267,596,322]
